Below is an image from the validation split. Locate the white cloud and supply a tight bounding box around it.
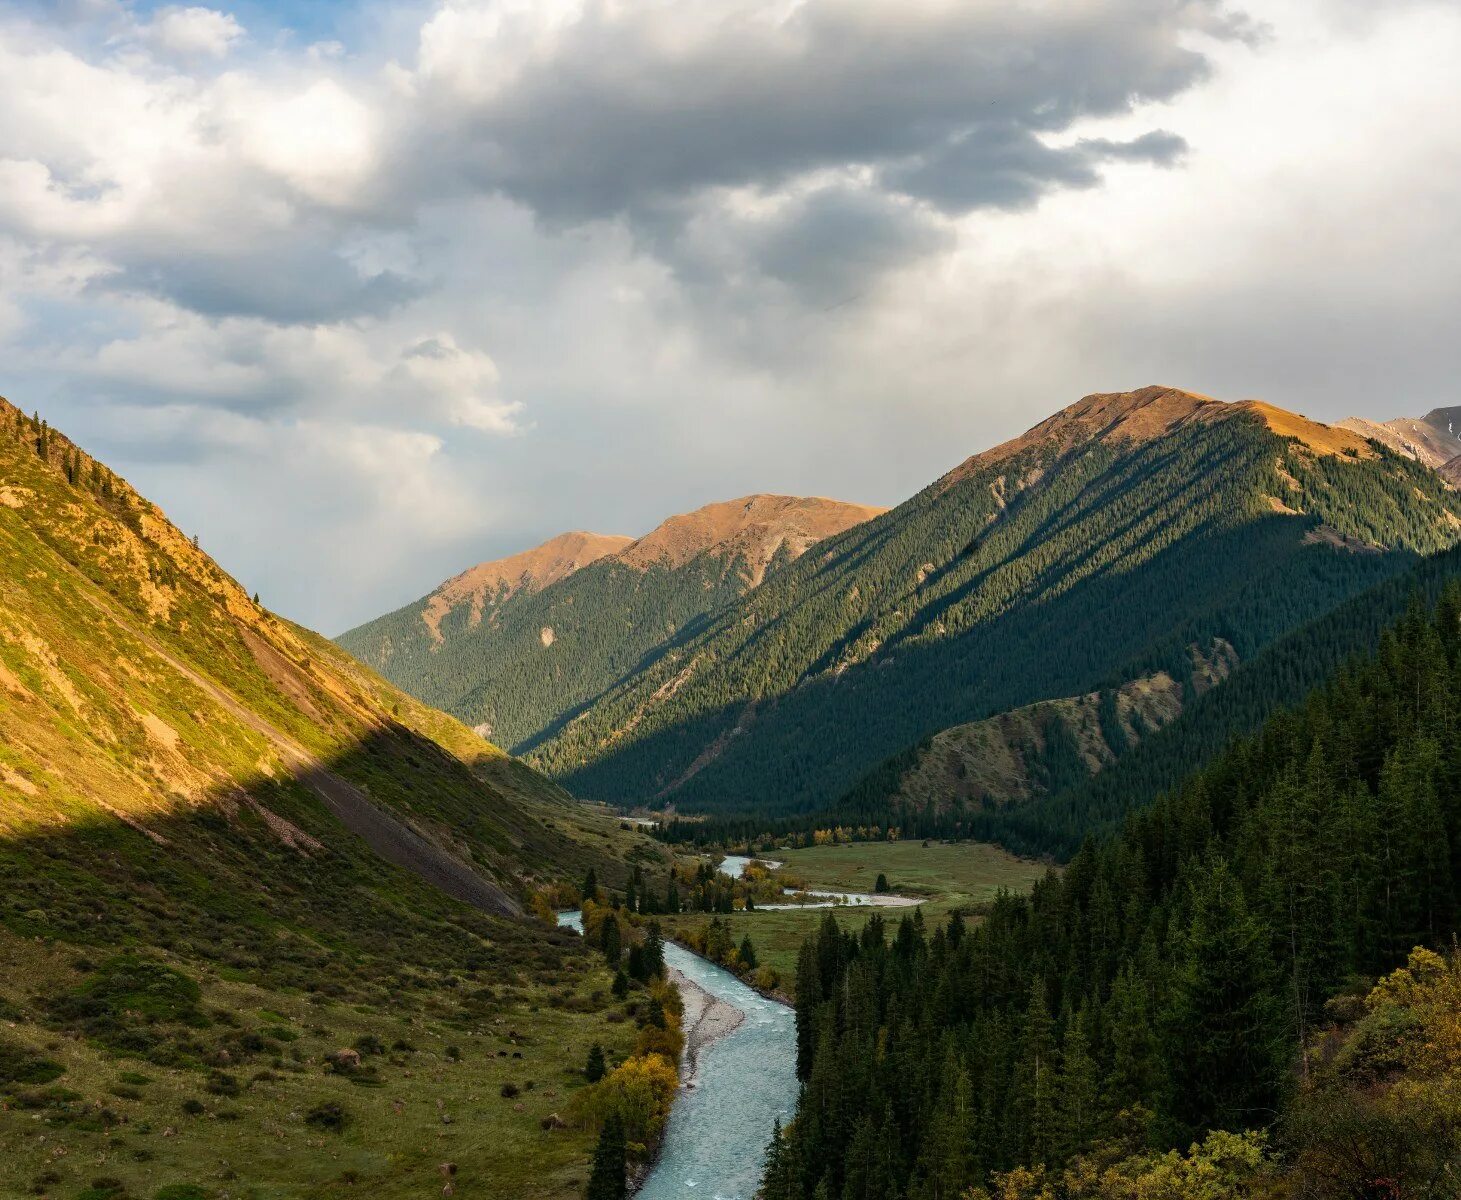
[140,6,244,60]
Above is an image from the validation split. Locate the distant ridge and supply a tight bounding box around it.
[337,492,883,749]
[422,530,633,642]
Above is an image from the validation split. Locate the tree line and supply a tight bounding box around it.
[761,584,1461,1199]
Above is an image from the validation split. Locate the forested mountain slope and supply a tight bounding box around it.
[339,494,882,750]
[824,542,1461,859]
[534,386,1461,816]
[0,400,665,1197]
[764,585,1461,1199]
[847,639,1236,827]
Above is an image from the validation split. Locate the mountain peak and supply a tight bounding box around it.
[423,530,633,641]
[947,386,1371,486]
[617,493,887,584]
[1337,411,1461,476]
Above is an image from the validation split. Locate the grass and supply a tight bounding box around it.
[0,934,641,1200]
[659,841,1051,988]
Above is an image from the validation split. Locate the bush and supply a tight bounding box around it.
[154,1187,209,1200]
[0,1036,65,1086]
[353,1034,385,1056]
[305,1100,348,1132]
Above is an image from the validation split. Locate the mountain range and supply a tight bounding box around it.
[338,494,884,750]
[343,386,1461,823]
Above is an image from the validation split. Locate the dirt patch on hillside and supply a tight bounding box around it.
[1303,525,1384,554]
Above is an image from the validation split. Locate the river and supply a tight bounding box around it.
[558,908,799,1199]
[719,854,922,909]
[559,855,918,1195]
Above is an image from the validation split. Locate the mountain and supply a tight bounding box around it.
[338,493,884,750]
[1339,406,1461,483]
[832,541,1461,858]
[529,386,1461,817]
[861,638,1236,822]
[0,400,667,1198]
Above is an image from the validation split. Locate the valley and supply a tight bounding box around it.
[9,384,1461,1199]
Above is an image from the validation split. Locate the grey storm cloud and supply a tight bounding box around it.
[104,251,418,324]
[885,126,1189,214]
[424,0,1239,225]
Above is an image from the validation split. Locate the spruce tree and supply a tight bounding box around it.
[585,1043,606,1084]
[584,1114,626,1200]
[1164,857,1282,1134]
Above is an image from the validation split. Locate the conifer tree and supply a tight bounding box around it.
[1165,857,1282,1134]
[585,1043,606,1084]
[584,1114,626,1200]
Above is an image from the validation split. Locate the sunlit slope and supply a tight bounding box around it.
[0,398,649,899]
[533,387,1461,816]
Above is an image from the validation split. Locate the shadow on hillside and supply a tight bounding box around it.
[0,720,655,997]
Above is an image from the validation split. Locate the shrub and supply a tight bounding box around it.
[0,1036,65,1086]
[154,1187,209,1200]
[305,1100,347,1132]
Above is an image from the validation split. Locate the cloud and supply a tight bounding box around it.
[2,0,1458,635]
[412,0,1236,224]
[140,6,244,59]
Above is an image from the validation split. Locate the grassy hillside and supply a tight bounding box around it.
[338,496,881,753]
[533,388,1461,817]
[0,400,672,1198]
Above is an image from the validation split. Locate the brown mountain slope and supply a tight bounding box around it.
[422,530,634,643]
[616,493,887,583]
[1338,410,1461,485]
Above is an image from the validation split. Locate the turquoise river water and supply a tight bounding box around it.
[557,907,798,1199]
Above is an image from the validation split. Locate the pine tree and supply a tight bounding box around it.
[584,1114,626,1200]
[601,917,622,968]
[739,935,758,970]
[585,1043,606,1084]
[1056,1004,1100,1160]
[1011,979,1057,1166]
[1164,857,1282,1134]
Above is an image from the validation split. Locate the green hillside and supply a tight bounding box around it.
[338,495,881,752]
[532,387,1461,816]
[0,400,671,1198]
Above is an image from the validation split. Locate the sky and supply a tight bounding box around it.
[1,0,1458,634]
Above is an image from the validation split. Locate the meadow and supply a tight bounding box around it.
[657,840,1051,988]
